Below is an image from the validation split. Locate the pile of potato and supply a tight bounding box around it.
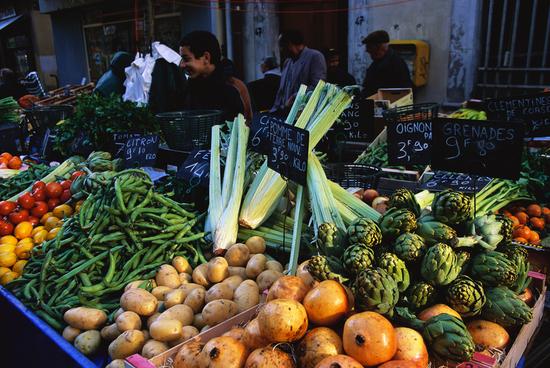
[63,236,286,367]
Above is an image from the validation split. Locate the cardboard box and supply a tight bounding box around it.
[368,87,414,115]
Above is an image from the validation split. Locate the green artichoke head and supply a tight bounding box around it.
[445,275,486,317]
[347,218,382,247]
[388,188,421,217]
[379,207,417,241]
[432,189,473,225]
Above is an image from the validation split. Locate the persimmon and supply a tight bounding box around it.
[528,231,540,245]
[508,215,520,228]
[527,204,542,217]
[530,217,545,231]
[515,212,529,225]
[514,237,528,244]
[7,156,22,169]
[0,152,13,161]
[513,225,531,240]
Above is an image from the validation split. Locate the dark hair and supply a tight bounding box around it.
[0,68,16,83]
[279,30,304,46]
[180,31,221,65]
[262,56,279,70]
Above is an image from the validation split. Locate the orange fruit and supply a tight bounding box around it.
[7,156,22,169]
[0,152,13,161]
[14,221,33,240]
[542,207,550,216]
[513,225,531,240]
[529,231,540,245]
[0,157,8,166]
[515,212,529,225]
[527,204,542,218]
[530,217,545,231]
[514,237,528,244]
[508,216,520,228]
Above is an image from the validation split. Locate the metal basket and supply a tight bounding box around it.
[156,110,223,151]
[382,103,439,124]
[23,105,73,131]
[324,163,381,189]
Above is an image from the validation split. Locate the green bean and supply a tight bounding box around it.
[55,247,120,284]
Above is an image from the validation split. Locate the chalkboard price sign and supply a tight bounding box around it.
[177,149,210,188]
[113,133,160,168]
[431,118,524,180]
[330,98,373,141]
[249,113,277,155]
[485,92,550,137]
[267,120,309,185]
[387,119,432,165]
[420,171,492,193]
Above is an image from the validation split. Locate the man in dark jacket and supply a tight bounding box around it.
[325,49,356,87]
[248,57,281,112]
[94,51,133,97]
[362,30,412,97]
[179,31,246,121]
[0,68,27,100]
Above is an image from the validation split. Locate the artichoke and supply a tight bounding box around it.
[317,222,345,256]
[352,267,399,317]
[469,250,518,287]
[470,214,504,250]
[388,188,421,217]
[496,214,514,242]
[377,252,410,292]
[393,232,426,263]
[379,207,417,241]
[308,255,348,283]
[432,189,472,225]
[500,244,531,294]
[406,281,438,310]
[346,218,382,247]
[342,244,375,276]
[420,243,467,286]
[481,287,533,327]
[445,275,486,317]
[417,216,459,246]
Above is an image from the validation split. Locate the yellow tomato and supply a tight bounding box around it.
[0,252,17,267]
[31,226,45,236]
[0,266,11,278]
[44,216,61,231]
[0,235,18,246]
[0,271,19,285]
[12,260,27,274]
[0,243,15,254]
[14,243,32,260]
[53,204,73,219]
[17,238,33,247]
[14,221,33,240]
[33,229,49,244]
[46,227,61,240]
[40,212,54,224]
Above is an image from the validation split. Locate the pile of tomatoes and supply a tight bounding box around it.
[0,171,85,284]
[0,152,23,170]
[501,203,550,246]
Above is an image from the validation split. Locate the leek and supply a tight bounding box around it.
[206,125,222,237]
[328,180,381,222]
[415,190,435,210]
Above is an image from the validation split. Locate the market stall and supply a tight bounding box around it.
[0,81,548,368]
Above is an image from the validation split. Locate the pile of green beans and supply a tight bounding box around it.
[0,163,54,199]
[7,169,207,330]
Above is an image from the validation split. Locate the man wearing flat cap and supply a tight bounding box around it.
[361,30,412,96]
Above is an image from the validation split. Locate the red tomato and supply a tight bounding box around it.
[32,188,46,201]
[60,180,72,190]
[9,209,29,224]
[0,201,16,216]
[0,221,13,236]
[47,198,61,210]
[60,189,72,203]
[45,182,63,199]
[70,171,85,181]
[18,192,35,210]
[32,181,46,191]
[31,201,49,218]
[28,216,40,226]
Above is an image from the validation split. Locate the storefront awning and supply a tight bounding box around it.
[0,15,22,31]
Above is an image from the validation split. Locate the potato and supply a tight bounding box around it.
[74,330,101,356]
[256,270,283,291]
[260,292,267,304]
[147,313,161,329]
[245,236,266,254]
[173,256,193,274]
[152,286,174,301]
[165,289,186,308]
[266,260,284,273]
[108,330,146,359]
[142,340,169,359]
[192,263,211,287]
[124,280,145,292]
[207,257,229,283]
[101,323,121,341]
[150,319,183,342]
[105,359,125,368]
[156,264,181,288]
[62,326,81,342]
[205,283,234,303]
[113,307,125,321]
[120,288,158,317]
[202,299,238,326]
[158,304,194,326]
[169,325,200,347]
[179,283,205,298]
[184,288,206,313]
[193,313,207,330]
[245,254,267,279]
[222,275,244,292]
[234,280,260,312]
[179,272,192,284]
[64,307,107,330]
[224,243,250,267]
[228,266,247,280]
[116,311,142,332]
